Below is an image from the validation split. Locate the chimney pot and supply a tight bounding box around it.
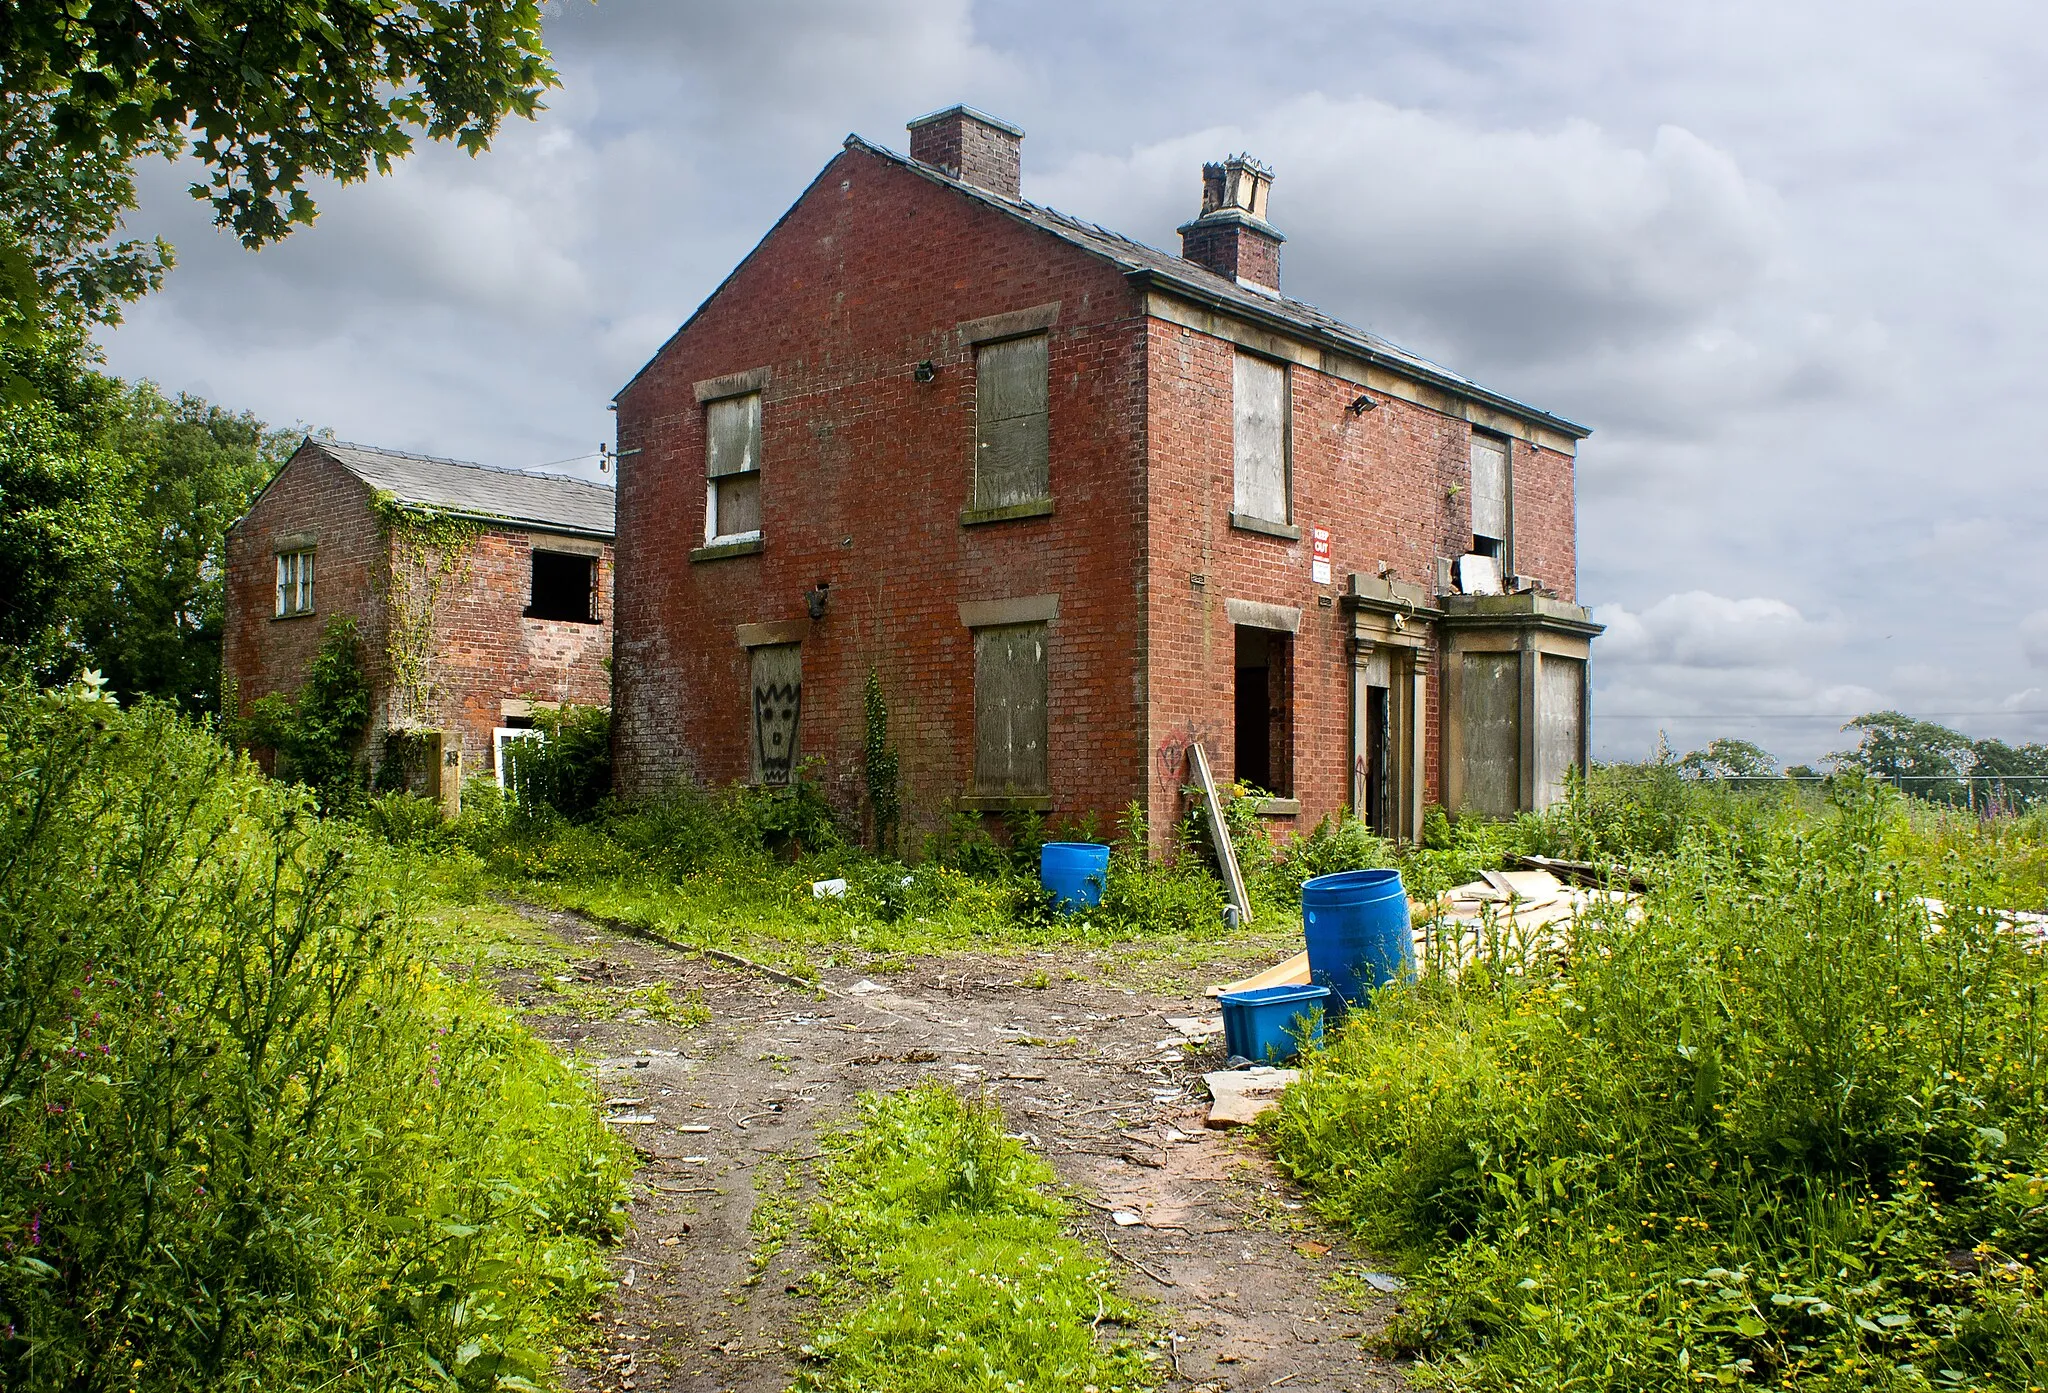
[1180,154,1284,290]
[907,105,1024,200]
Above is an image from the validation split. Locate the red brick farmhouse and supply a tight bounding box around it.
[610,106,1599,846]
[223,439,615,804]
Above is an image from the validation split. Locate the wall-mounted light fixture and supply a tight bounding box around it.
[805,580,832,621]
[913,360,938,383]
[1346,393,1378,416]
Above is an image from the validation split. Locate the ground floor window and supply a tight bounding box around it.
[750,643,802,785]
[1234,626,1293,796]
[972,622,1048,795]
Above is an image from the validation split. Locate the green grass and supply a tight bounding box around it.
[0,686,633,1391]
[1269,777,2048,1392]
[796,1083,1159,1393]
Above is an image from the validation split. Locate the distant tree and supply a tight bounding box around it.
[1679,737,1781,780]
[1970,738,2048,811]
[0,343,128,669]
[72,383,297,712]
[1,349,296,704]
[1834,711,1975,803]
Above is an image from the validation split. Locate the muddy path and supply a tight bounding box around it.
[494,903,1407,1393]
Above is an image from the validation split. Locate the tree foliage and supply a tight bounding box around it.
[0,1,559,249]
[1679,736,1780,780]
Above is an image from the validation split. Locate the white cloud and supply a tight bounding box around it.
[2022,611,2048,668]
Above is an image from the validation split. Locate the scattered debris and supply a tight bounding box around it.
[846,979,889,995]
[811,878,848,898]
[1359,1270,1407,1293]
[1203,1067,1300,1127]
[1112,1210,1144,1227]
[1166,1015,1224,1040]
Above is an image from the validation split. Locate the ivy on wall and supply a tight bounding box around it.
[372,494,480,730]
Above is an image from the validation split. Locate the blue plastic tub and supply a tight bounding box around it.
[1219,983,1331,1063]
[1301,868,1412,1008]
[1040,842,1111,912]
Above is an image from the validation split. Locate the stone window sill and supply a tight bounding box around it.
[272,610,317,622]
[1229,512,1301,541]
[959,793,1053,812]
[960,497,1054,527]
[691,536,765,562]
[523,611,603,625]
[1251,797,1301,817]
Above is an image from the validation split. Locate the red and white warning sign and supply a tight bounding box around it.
[1310,527,1332,585]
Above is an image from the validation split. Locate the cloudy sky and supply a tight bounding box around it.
[95,0,2048,764]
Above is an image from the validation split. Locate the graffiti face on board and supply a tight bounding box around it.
[754,678,800,784]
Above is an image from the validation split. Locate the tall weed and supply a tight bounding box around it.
[0,686,629,1390]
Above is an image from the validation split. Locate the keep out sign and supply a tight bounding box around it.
[1311,527,1332,585]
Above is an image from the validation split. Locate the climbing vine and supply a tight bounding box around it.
[373,494,481,728]
[863,669,900,855]
[237,615,372,810]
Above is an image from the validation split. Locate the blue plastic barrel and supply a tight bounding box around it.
[1040,842,1111,912]
[1219,983,1331,1062]
[1301,868,1412,1007]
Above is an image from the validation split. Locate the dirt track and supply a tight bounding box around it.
[496,903,1407,1393]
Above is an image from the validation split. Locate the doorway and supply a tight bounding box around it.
[1234,626,1292,795]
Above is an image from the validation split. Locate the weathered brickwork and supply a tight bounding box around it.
[224,450,614,785]
[613,147,1152,834]
[223,451,394,736]
[612,117,1586,847]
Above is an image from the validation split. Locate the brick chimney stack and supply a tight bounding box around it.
[907,106,1024,200]
[1178,155,1283,290]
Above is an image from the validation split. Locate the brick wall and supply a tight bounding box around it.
[613,146,1153,839]
[223,450,394,732]
[416,528,614,776]
[1141,320,1578,844]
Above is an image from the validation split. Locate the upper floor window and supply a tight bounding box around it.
[1232,352,1290,528]
[705,390,762,543]
[1469,432,1510,563]
[527,550,597,623]
[973,333,1050,510]
[275,549,314,617]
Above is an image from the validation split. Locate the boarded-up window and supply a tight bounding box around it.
[973,334,1049,509]
[750,642,801,785]
[706,391,763,541]
[1459,651,1520,819]
[1233,353,1289,523]
[1535,656,1585,810]
[1469,433,1509,554]
[972,622,1049,795]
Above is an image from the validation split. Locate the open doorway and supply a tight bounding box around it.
[1363,684,1391,835]
[1234,626,1292,795]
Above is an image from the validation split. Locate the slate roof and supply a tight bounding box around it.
[619,133,1587,439]
[306,439,615,539]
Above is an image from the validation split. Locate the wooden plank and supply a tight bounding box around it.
[1188,741,1252,926]
[1207,949,1309,998]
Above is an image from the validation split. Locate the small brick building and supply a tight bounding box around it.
[610,107,1599,845]
[223,439,615,802]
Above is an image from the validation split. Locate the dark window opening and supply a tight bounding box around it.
[528,550,596,622]
[1233,626,1293,796]
[502,715,535,730]
[1471,535,1504,561]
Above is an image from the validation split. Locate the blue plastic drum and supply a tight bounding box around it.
[1040,842,1111,912]
[1301,868,1412,1007]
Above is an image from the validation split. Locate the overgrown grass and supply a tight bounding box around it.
[1271,777,2048,1391]
[0,685,632,1390]
[797,1082,1159,1392]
